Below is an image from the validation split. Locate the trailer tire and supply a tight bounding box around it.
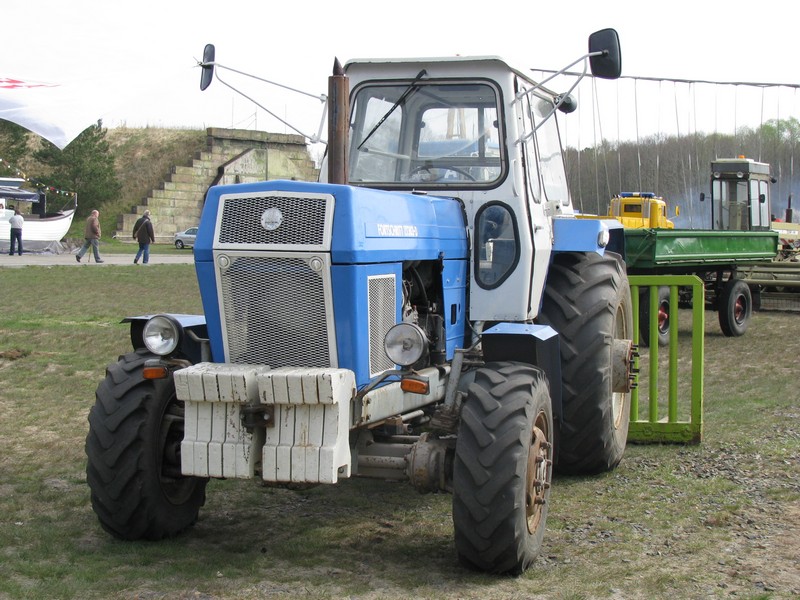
[719,278,751,337]
[639,286,670,347]
[85,349,207,540]
[452,362,553,575]
[539,252,633,475]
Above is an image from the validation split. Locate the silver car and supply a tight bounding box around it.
[173,227,198,249]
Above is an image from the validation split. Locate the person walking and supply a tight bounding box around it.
[132,210,155,264]
[76,209,104,263]
[8,208,23,256]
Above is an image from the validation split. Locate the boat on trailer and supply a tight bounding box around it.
[0,179,76,253]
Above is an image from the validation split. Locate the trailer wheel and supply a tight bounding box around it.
[639,286,670,347]
[452,362,553,575]
[539,252,633,475]
[86,349,207,540]
[718,279,751,337]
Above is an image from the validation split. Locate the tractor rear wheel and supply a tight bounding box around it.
[539,252,633,475]
[85,349,207,540]
[452,362,553,575]
[718,278,751,337]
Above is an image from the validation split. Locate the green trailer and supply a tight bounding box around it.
[622,228,779,346]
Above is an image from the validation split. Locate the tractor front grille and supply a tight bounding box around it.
[218,254,334,367]
[368,275,397,375]
[218,192,331,248]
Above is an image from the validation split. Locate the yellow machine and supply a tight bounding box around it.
[608,192,676,229]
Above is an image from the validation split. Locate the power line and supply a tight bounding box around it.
[530,69,800,90]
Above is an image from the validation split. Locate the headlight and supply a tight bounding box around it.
[143,315,182,356]
[384,323,428,367]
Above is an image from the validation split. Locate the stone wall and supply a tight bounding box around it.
[115,128,319,243]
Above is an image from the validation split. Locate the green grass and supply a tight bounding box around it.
[1,267,798,599]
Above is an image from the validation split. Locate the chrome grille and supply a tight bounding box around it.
[219,193,329,246]
[219,255,332,367]
[368,275,397,375]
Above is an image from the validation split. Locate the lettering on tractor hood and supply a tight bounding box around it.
[374,223,419,237]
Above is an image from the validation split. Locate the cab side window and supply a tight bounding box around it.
[475,203,518,288]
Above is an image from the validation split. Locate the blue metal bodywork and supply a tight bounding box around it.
[552,216,626,258]
[194,180,468,387]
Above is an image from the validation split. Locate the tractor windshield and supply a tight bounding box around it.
[348,80,505,189]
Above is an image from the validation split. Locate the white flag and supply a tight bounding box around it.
[0,76,102,150]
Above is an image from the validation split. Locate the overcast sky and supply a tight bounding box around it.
[3,0,798,149]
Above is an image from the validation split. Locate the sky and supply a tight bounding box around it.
[2,0,799,150]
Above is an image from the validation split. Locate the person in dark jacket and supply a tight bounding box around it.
[132,210,155,264]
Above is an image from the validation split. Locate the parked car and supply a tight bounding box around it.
[173,227,197,249]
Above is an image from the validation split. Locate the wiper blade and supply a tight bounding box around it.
[356,69,427,151]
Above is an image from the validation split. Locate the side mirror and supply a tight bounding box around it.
[200,44,216,91]
[700,192,706,202]
[588,29,621,80]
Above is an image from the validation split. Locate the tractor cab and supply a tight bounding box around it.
[709,157,773,231]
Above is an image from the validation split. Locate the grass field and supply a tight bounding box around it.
[0,265,798,599]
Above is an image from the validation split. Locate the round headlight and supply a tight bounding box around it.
[384,323,428,367]
[143,315,182,356]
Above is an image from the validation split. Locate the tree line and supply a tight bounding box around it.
[3,116,799,228]
[564,117,800,227]
[0,120,120,219]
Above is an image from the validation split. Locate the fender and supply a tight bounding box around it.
[552,217,625,258]
[122,314,208,365]
[480,322,562,430]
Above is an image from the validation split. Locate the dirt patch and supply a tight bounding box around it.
[679,444,800,595]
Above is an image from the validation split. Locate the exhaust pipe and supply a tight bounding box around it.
[327,58,350,185]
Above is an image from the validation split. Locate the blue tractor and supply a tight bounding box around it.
[86,29,636,575]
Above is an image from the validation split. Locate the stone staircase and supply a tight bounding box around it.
[116,128,319,243]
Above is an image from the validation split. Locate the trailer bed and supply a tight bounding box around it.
[623,229,779,273]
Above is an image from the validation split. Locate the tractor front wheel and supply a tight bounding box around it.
[85,349,207,540]
[452,362,553,575]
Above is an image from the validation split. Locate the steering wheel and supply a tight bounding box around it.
[409,165,476,182]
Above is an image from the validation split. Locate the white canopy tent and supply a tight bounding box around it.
[0,76,102,149]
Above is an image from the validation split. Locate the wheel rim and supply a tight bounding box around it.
[156,393,197,505]
[525,410,552,533]
[657,301,670,334]
[733,294,747,324]
[611,302,630,427]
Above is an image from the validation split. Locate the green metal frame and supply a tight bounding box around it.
[628,275,704,444]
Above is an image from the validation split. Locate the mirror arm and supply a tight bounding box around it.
[517,54,591,100]
[200,59,328,144]
[213,70,328,144]
[211,62,326,103]
[516,62,588,144]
